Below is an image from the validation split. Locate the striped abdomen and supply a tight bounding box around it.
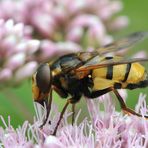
[92,59,148,91]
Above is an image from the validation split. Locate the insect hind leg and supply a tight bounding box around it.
[113,89,148,119]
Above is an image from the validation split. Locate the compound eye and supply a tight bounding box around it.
[36,63,51,93]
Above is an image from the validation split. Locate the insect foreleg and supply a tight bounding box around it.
[53,86,68,98]
[70,94,81,126]
[40,88,53,128]
[53,93,81,135]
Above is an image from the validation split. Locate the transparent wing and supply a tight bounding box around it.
[75,57,148,72]
[97,32,148,55]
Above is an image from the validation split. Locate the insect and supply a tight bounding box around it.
[32,32,148,135]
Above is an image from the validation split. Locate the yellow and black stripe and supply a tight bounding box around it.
[122,63,131,82]
[106,57,113,80]
[92,57,148,91]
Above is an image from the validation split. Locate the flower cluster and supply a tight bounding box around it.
[0,19,39,87]
[0,0,128,44]
[0,0,128,87]
[0,93,148,147]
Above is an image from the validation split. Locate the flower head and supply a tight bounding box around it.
[0,0,128,47]
[0,93,148,147]
[0,19,39,87]
[0,116,33,148]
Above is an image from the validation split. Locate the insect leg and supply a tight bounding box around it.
[84,87,112,98]
[53,100,70,135]
[46,88,53,124]
[40,88,53,127]
[53,86,68,98]
[72,104,75,125]
[53,93,81,135]
[113,89,148,119]
[70,94,81,125]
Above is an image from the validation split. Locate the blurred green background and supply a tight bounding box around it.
[0,0,148,127]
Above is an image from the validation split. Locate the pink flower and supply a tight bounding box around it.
[0,116,33,148]
[0,93,148,147]
[0,19,39,86]
[0,0,128,45]
[38,40,81,61]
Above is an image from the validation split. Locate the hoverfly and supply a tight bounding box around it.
[32,32,148,135]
